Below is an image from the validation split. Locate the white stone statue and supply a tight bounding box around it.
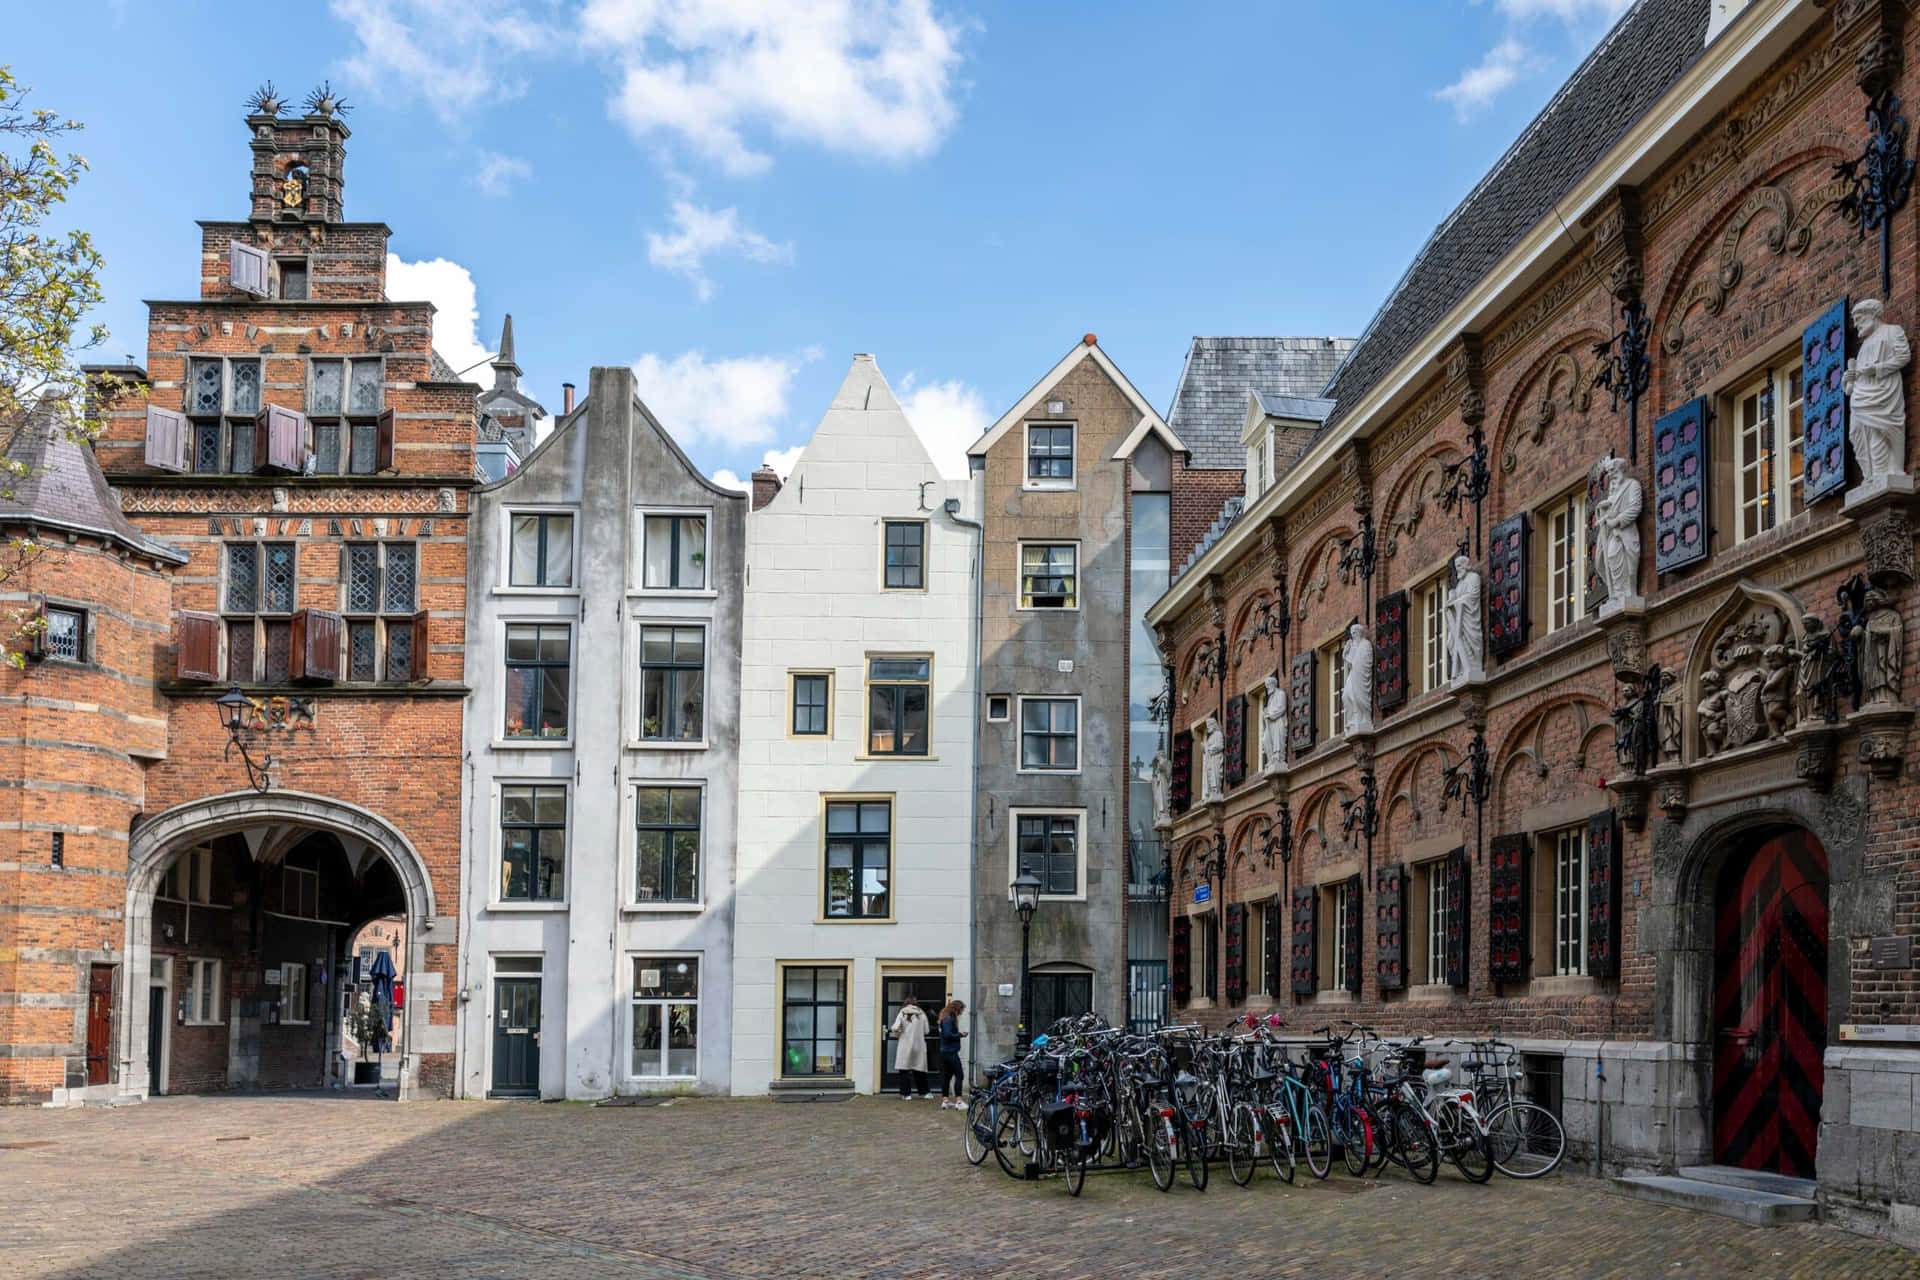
[1150,749,1172,826]
[1259,673,1288,775]
[1845,299,1912,492]
[1341,622,1374,735]
[1200,715,1225,802]
[1593,453,1643,606]
[1443,553,1485,684]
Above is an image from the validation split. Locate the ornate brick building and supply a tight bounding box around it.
[1148,0,1920,1239]
[8,87,479,1102]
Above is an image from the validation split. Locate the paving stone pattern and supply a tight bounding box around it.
[1,1095,1913,1279]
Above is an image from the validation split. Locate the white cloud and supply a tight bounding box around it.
[646,200,794,301]
[629,349,813,447]
[1493,0,1631,22]
[386,254,492,377]
[898,374,988,480]
[474,150,532,196]
[1436,39,1535,121]
[712,442,807,492]
[331,0,558,121]
[582,0,968,176]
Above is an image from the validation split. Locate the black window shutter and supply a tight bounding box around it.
[1374,590,1408,712]
[1265,895,1285,998]
[1171,914,1192,1005]
[1487,513,1528,656]
[1287,649,1316,756]
[1223,694,1247,790]
[1489,833,1531,986]
[1444,848,1470,988]
[1802,298,1850,504]
[1375,863,1406,991]
[1203,913,1219,1001]
[1343,873,1364,993]
[1290,885,1318,996]
[1224,902,1246,1004]
[1651,396,1710,573]
[1587,810,1623,979]
[1171,729,1193,815]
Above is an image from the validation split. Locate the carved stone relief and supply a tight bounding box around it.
[1501,351,1592,473]
[1662,183,1814,353]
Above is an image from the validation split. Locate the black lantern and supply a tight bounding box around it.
[215,684,252,733]
[216,685,271,793]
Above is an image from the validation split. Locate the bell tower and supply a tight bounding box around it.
[244,82,350,224]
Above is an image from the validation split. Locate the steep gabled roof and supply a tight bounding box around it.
[0,406,186,563]
[971,337,1186,461]
[1166,337,1355,468]
[1319,0,1707,430]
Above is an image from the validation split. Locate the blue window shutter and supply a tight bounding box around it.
[1802,298,1850,504]
[1652,396,1710,573]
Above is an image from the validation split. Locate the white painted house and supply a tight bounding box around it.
[731,354,978,1096]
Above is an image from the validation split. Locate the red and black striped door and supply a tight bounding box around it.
[1711,829,1828,1177]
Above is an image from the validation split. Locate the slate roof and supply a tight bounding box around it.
[0,406,186,563]
[1252,391,1336,421]
[1167,337,1356,468]
[1319,0,1708,431]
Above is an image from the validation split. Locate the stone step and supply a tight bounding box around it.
[1677,1164,1818,1200]
[1612,1174,1818,1226]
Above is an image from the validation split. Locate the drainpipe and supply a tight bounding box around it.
[941,495,984,1081]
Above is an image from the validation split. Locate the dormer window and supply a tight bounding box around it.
[1026,424,1075,487]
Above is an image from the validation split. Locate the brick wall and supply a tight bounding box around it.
[1170,461,1244,573]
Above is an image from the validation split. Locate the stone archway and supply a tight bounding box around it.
[119,790,440,1101]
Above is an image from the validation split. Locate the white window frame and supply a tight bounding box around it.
[1327,640,1347,739]
[1017,541,1080,611]
[491,779,571,911]
[628,780,707,912]
[161,848,212,904]
[499,618,575,749]
[1015,694,1082,775]
[1731,364,1805,544]
[42,603,86,663]
[1420,575,1454,693]
[185,957,223,1025]
[1425,860,1451,986]
[500,507,579,594]
[626,952,702,1082]
[1024,421,1077,490]
[1193,910,1216,1003]
[986,694,1011,723]
[1553,825,1588,977]
[637,507,714,595]
[281,961,309,1024]
[1249,681,1269,775]
[1543,490,1586,634]
[1326,880,1350,992]
[1248,899,1273,996]
[1006,807,1089,902]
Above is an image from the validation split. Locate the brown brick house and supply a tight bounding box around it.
[0,90,479,1103]
[1147,0,1920,1240]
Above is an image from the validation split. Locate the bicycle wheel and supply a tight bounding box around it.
[1185,1120,1209,1191]
[963,1095,991,1166]
[1487,1102,1566,1178]
[1436,1104,1494,1184]
[1145,1106,1176,1192]
[1390,1104,1440,1185]
[1263,1107,1296,1183]
[1225,1104,1257,1187]
[992,1105,1029,1179]
[1301,1102,1332,1180]
[1341,1106,1371,1177]
[1064,1149,1086,1197]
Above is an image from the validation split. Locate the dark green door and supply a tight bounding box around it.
[147,984,166,1093]
[880,975,947,1093]
[492,977,541,1097]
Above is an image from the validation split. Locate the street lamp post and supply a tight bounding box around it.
[215,684,272,793]
[1012,872,1041,1054]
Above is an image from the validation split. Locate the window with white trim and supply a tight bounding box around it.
[1425,860,1451,986]
[1014,811,1081,897]
[640,626,705,742]
[1019,697,1078,771]
[1731,365,1805,543]
[504,623,570,739]
[500,784,567,902]
[1027,423,1075,485]
[1420,575,1453,693]
[509,513,574,588]
[185,958,222,1025]
[1540,490,1586,634]
[636,786,701,903]
[631,956,699,1078]
[1552,825,1588,976]
[642,513,708,590]
[1325,880,1350,992]
[281,961,309,1024]
[1019,543,1078,608]
[1327,640,1347,739]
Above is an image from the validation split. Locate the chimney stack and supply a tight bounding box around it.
[750,464,783,511]
[562,382,575,414]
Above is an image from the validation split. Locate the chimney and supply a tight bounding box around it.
[562,382,575,414]
[750,464,783,511]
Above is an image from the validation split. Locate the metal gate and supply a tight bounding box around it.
[1127,960,1167,1032]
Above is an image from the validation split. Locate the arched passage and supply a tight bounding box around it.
[120,790,440,1100]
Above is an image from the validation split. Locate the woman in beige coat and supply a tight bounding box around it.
[887,995,931,1098]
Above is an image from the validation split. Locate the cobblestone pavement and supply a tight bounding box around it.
[2,1093,1914,1280]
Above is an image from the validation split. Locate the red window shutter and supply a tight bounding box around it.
[1375,590,1408,712]
[374,407,396,472]
[1342,873,1364,994]
[1489,834,1531,985]
[1170,729,1193,814]
[253,405,304,474]
[1375,863,1406,992]
[144,405,189,472]
[1264,895,1285,998]
[1443,849,1470,988]
[1224,902,1246,1004]
[1289,885,1318,996]
[289,609,341,683]
[408,609,430,680]
[1222,693,1247,789]
[1586,810,1622,979]
[175,611,222,682]
[1287,649,1316,755]
[229,240,268,296]
[1171,914,1192,1006]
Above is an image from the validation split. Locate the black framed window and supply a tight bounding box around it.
[643,514,708,590]
[1017,813,1080,896]
[43,606,85,662]
[1019,543,1077,608]
[866,657,929,755]
[1028,424,1074,482]
[636,786,701,903]
[824,800,891,919]
[883,521,924,590]
[500,784,566,902]
[640,626,705,742]
[509,514,575,587]
[1020,698,1078,770]
[781,965,847,1078]
[792,673,829,736]
[504,623,570,739]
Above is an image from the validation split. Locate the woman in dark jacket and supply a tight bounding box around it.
[935,999,968,1109]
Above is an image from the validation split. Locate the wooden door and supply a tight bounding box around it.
[86,965,114,1086]
[1711,829,1828,1177]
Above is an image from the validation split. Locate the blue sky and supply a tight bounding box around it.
[20,0,1634,485]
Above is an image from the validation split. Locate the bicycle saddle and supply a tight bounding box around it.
[1422,1065,1454,1087]
[1173,1070,1202,1088]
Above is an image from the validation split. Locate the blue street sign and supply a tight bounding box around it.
[1194,883,1211,904]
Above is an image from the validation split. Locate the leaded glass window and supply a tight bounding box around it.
[383,544,415,613]
[226,544,259,612]
[348,621,377,681]
[350,423,375,474]
[191,360,223,415]
[263,543,295,613]
[309,360,343,414]
[384,622,412,682]
[347,545,379,613]
[263,619,291,682]
[229,361,261,415]
[313,422,340,473]
[194,424,221,473]
[349,361,383,414]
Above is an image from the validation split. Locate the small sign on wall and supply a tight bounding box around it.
[1841,1024,1920,1043]
[1194,883,1211,904]
[1871,935,1912,970]
[264,968,283,985]
[997,983,1014,997]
